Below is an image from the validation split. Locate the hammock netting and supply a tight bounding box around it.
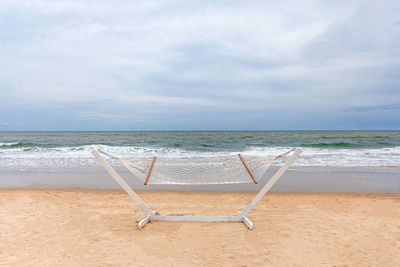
[101,151,282,185]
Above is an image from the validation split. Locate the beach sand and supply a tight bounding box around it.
[0,189,399,266]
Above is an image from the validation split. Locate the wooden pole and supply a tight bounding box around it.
[144,156,157,185]
[238,154,258,184]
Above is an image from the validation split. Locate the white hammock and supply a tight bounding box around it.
[98,149,295,185]
[92,149,301,230]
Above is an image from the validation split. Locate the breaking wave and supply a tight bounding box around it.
[0,144,399,170]
[301,142,358,148]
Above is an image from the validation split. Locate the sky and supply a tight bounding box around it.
[0,0,399,131]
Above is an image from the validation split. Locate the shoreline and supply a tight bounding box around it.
[1,188,399,202]
[1,166,399,193]
[1,187,399,195]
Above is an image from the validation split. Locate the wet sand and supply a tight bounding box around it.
[0,189,399,266]
[1,166,399,192]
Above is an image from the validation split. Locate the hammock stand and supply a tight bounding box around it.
[92,149,301,230]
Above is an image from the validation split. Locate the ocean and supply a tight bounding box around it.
[0,131,399,171]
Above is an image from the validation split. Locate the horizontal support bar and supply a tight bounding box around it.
[151,215,243,222]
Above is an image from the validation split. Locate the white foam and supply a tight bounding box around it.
[243,146,400,167]
[0,145,399,170]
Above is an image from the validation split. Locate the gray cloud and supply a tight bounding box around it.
[341,103,400,112]
[0,0,399,130]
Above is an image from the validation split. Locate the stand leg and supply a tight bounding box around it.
[240,149,302,217]
[92,151,153,216]
[138,210,157,229]
[243,217,253,230]
[238,211,253,230]
[138,215,150,229]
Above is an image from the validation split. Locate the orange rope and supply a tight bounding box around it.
[144,156,157,185]
[238,154,257,184]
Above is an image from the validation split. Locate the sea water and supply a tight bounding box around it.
[0,131,399,171]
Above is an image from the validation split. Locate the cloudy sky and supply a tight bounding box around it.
[0,0,399,130]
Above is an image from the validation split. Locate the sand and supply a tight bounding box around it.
[0,189,399,266]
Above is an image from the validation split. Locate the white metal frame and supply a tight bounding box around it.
[92,149,301,230]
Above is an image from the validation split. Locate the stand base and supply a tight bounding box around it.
[92,149,301,232]
[137,211,254,230]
